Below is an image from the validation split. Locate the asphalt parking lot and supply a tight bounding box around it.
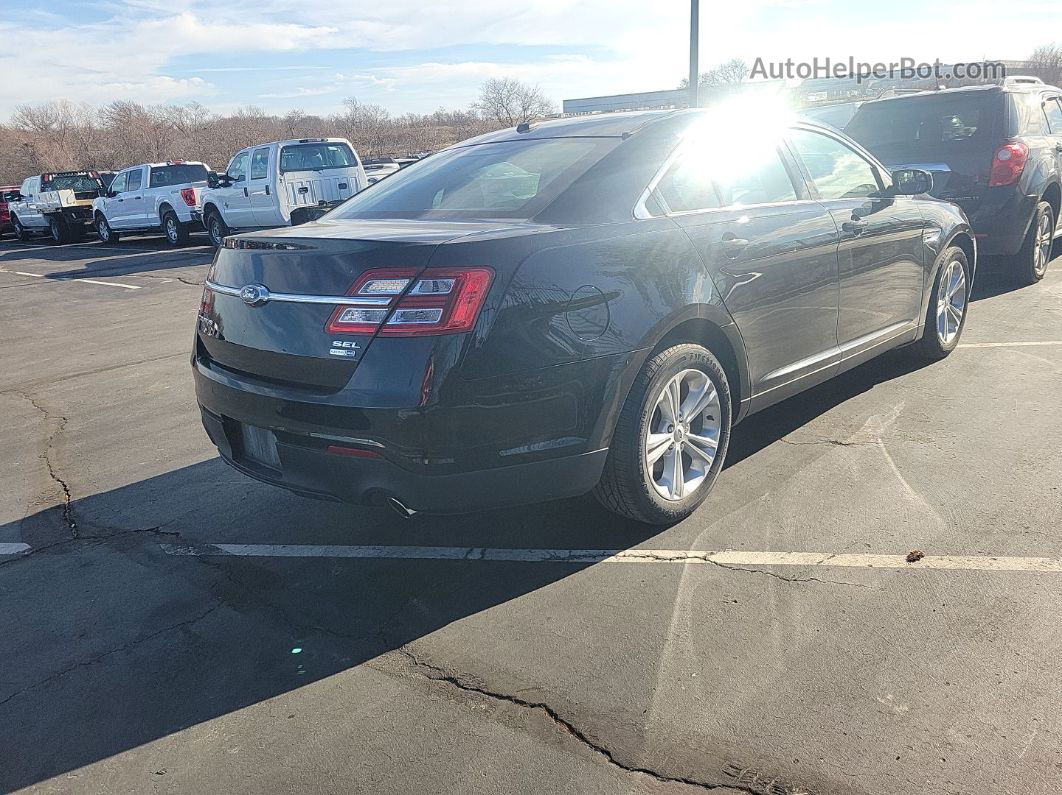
[1,234,1061,795]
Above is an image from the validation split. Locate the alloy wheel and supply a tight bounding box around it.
[936,258,967,345]
[166,218,178,243]
[644,368,721,501]
[1034,210,1052,277]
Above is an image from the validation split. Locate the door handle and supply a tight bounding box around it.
[842,219,868,234]
[265,185,270,196]
[720,233,749,257]
[117,198,124,202]
[243,187,249,198]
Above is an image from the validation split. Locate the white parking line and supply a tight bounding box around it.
[160,544,1062,572]
[4,270,141,290]
[959,341,1062,348]
[0,543,31,556]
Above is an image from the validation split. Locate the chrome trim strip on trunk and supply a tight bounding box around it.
[204,280,392,306]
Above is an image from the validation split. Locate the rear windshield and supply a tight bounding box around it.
[1,190,18,201]
[41,174,103,193]
[280,142,358,173]
[149,164,208,188]
[330,138,617,220]
[845,92,1003,160]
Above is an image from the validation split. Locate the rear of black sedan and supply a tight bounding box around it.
[193,114,686,516]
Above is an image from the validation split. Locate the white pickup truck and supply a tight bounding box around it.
[199,138,367,247]
[92,161,211,246]
[9,171,107,243]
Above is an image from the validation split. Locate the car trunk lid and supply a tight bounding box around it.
[197,219,517,391]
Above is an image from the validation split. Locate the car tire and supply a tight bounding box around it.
[594,343,732,525]
[914,246,971,360]
[206,210,229,248]
[1013,200,1054,285]
[49,216,71,245]
[96,213,119,244]
[163,211,189,246]
[13,216,30,242]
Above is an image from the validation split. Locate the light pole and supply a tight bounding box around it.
[688,0,699,108]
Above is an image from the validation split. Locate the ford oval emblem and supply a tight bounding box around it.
[239,284,270,307]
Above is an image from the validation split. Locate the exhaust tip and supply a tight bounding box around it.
[388,496,417,519]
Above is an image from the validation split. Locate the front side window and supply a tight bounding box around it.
[126,169,143,192]
[790,130,880,200]
[250,148,270,180]
[331,138,616,220]
[108,172,127,194]
[227,151,249,182]
[280,142,357,173]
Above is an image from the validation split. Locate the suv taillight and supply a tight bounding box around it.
[180,188,197,207]
[989,142,1029,187]
[327,267,494,336]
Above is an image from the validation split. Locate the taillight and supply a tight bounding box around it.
[989,142,1029,187]
[326,267,494,336]
[180,188,197,207]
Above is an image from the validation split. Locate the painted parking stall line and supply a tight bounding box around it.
[160,544,1062,573]
[1,269,141,290]
[0,543,31,556]
[958,341,1062,348]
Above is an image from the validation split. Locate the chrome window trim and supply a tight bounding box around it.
[205,280,392,306]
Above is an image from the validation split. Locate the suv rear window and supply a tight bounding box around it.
[332,138,617,220]
[280,142,358,173]
[845,92,1003,159]
[41,174,103,193]
[149,164,208,188]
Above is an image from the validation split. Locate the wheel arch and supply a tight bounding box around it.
[158,202,175,224]
[1041,180,1061,224]
[645,305,751,423]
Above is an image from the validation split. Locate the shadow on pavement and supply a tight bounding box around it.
[0,333,943,790]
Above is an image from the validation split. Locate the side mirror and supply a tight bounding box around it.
[892,168,933,196]
[207,171,220,189]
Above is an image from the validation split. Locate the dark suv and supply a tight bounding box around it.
[845,84,1062,284]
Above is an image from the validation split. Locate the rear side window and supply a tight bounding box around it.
[332,138,617,220]
[789,130,881,200]
[126,169,143,192]
[1042,97,1062,133]
[652,151,721,213]
[149,164,208,188]
[845,92,1002,159]
[280,142,357,173]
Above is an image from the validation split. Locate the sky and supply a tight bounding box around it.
[0,0,1054,119]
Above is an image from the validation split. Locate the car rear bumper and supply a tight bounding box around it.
[965,187,1038,256]
[191,344,634,513]
[198,404,607,513]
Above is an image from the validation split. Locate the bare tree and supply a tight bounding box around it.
[0,96,517,183]
[474,77,555,127]
[679,58,750,94]
[1028,44,1062,87]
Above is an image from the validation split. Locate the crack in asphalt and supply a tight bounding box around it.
[0,602,221,709]
[705,559,869,588]
[13,389,77,537]
[393,647,772,794]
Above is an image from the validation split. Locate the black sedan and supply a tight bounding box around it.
[193,110,974,524]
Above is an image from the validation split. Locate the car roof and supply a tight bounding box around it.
[460,111,683,145]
